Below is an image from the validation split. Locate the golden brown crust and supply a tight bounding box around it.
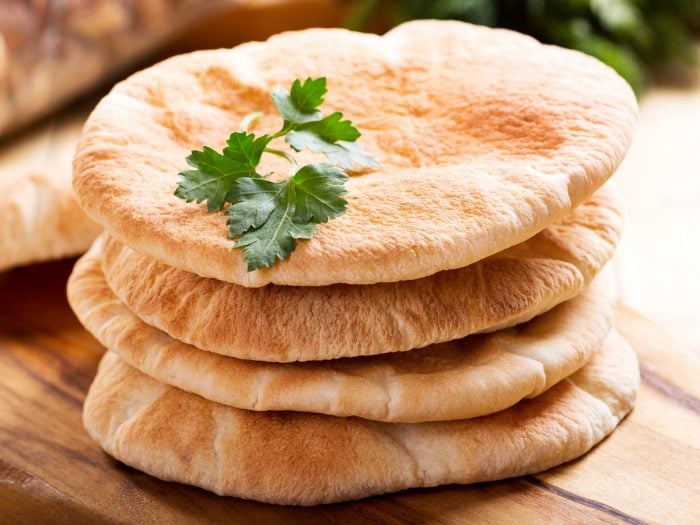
[82,332,639,505]
[72,20,637,286]
[98,189,622,361]
[69,244,615,421]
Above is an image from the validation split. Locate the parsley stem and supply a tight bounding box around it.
[271,122,293,140]
[264,147,298,175]
[239,111,264,132]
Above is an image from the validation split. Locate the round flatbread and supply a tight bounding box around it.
[70,244,615,422]
[82,333,639,505]
[98,189,621,361]
[73,20,637,287]
[0,110,100,272]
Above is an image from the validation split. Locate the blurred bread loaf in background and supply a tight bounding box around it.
[0,0,220,137]
[0,0,344,138]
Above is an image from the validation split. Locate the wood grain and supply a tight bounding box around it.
[1,260,699,524]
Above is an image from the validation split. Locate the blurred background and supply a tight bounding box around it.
[1,0,699,351]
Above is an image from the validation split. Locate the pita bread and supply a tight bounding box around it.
[0,110,100,272]
[73,20,637,287]
[69,243,614,422]
[98,189,621,361]
[82,332,639,505]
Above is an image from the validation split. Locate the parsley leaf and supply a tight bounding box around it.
[226,164,348,267]
[287,130,379,170]
[175,132,271,212]
[295,112,360,143]
[234,186,316,271]
[223,132,271,167]
[175,77,379,271]
[273,78,377,169]
[225,177,280,236]
[290,163,349,222]
[272,77,326,125]
[327,140,381,169]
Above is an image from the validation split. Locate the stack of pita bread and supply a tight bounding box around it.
[67,21,640,505]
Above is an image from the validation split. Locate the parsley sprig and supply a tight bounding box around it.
[175,77,378,271]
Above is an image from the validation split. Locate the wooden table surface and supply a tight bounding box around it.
[1,259,699,524]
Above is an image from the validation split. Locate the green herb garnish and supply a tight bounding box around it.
[175,77,378,271]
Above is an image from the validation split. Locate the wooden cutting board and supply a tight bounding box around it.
[0,259,698,524]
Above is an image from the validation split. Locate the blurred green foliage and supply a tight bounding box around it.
[347,0,700,94]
